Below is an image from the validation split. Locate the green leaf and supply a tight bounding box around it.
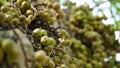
[1,0,7,4]
[115,21,120,29]
[117,0,120,2]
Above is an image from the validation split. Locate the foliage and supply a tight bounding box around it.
[1,0,7,4]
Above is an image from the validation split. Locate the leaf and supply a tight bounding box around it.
[115,21,120,30]
[116,0,120,2]
[1,0,7,4]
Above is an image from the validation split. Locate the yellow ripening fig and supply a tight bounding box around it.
[1,5,9,13]
[38,11,44,17]
[21,1,31,10]
[33,28,42,38]
[47,2,53,8]
[48,59,55,68]
[25,18,31,25]
[60,64,67,68]
[5,14,12,21]
[48,37,56,46]
[28,15,35,21]
[41,29,47,36]
[62,39,72,46]
[40,36,50,46]
[35,61,43,68]
[53,2,60,10]
[34,50,47,64]
[85,63,93,68]
[11,18,20,25]
[7,49,19,63]
[68,63,76,68]
[41,56,50,66]
[26,9,33,16]
[19,15,26,22]
[2,39,14,53]
[57,29,70,39]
